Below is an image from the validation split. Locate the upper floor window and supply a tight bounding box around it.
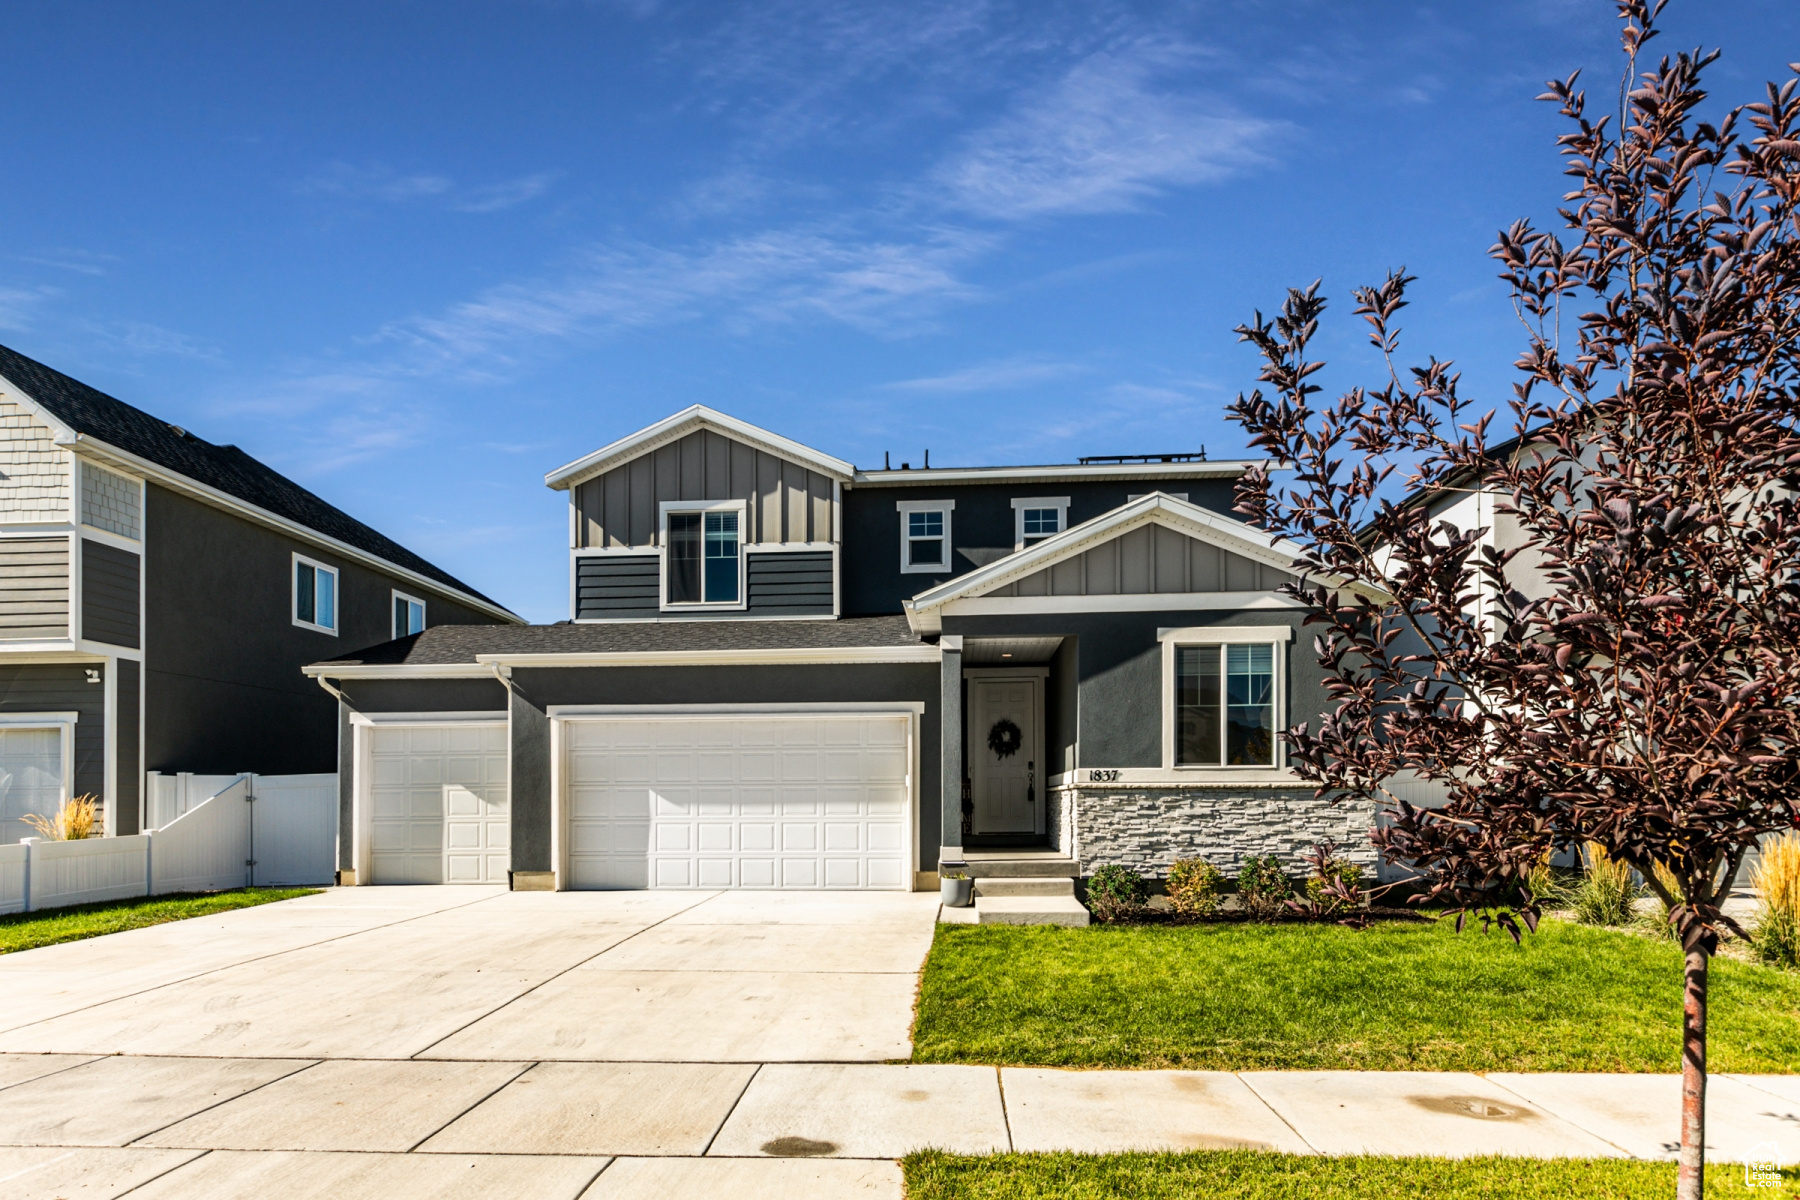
[1011,496,1070,550]
[663,502,744,606]
[1161,626,1290,769]
[896,500,954,574]
[293,553,338,635]
[392,591,426,638]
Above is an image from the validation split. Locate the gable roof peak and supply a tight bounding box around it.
[544,404,853,491]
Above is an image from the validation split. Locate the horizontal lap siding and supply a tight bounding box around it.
[746,551,833,616]
[576,555,660,619]
[81,539,140,649]
[0,537,69,640]
[574,429,835,548]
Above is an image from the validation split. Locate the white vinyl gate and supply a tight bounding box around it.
[561,713,911,890]
[367,723,509,885]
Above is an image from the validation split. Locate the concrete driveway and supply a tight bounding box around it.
[0,886,938,1198]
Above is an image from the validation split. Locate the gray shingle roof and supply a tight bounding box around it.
[0,342,510,613]
[314,614,924,667]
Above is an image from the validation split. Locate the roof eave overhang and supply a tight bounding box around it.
[545,405,854,491]
[850,460,1268,487]
[67,433,522,625]
[470,645,940,668]
[302,662,496,679]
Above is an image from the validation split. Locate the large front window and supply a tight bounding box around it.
[1176,642,1276,765]
[667,509,739,604]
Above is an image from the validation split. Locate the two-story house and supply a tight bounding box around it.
[308,406,1374,901]
[0,344,519,846]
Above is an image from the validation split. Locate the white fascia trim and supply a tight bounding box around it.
[0,710,79,727]
[943,592,1308,618]
[56,434,522,625]
[852,461,1266,486]
[545,405,854,490]
[571,546,658,558]
[473,645,940,668]
[903,494,1306,630]
[0,649,108,664]
[302,663,496,679]
[0,640,81,655]
[75,640,141,661]
[548,701,926,718]
[76,525,140,554]
[349,710,506,726]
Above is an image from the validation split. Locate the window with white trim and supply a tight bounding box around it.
[392,590,426,639]
[897,500,954,573]
[1011,496,1070,550]
[1161,626,1290,768]
[293,553,338,635]
[662,501,744,606]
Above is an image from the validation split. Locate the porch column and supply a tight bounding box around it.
[939,635,963,867]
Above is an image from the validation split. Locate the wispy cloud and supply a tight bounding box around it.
[883,356,1082,393]
[19,249,118,277]
[0,286,55,332]
[298,163,555,213]
[935,43,1282,219]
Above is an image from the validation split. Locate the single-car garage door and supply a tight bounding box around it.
[367,722,509,884]
[562,713,911,890]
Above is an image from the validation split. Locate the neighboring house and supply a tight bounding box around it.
[308,405,1374,898]
[0,344,519,845]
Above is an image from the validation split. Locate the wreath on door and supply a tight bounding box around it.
[987,717,1023,760]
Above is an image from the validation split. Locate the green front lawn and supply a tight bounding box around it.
[905,1151,1797,1199]
[0,888,320,954]
[913,919,1800,1072]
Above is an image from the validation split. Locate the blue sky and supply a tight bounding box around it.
[3,1,1796,623]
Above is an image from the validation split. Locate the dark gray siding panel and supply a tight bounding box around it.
[0,536,69,640]
[510,685,551,874]
[115,657,141,834]
[81,539,140,648]
[0,663,105,802]
[746,551,833,616]
[339,678,508,714]
[574,555,659,620]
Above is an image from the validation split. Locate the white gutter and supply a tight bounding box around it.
[302,663,499,680]
[850,460,1265,487]
[473,645,940,668]
[68,433,522,626]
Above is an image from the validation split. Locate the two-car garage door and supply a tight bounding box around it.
[562,714,911,890]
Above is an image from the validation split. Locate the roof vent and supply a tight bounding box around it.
[1077,450,1206,465]
[168,424,188,438]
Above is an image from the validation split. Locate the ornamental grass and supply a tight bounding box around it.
[21,795,98,841]
[1751,833,1800,970]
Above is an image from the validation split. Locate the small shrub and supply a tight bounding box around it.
[1165,858,1224,916]
[1571,843,1640,927]
[1236,855,1291,922]
[1752,833,1800,970]
[1085,864,1148,923]
[21,795,98,841]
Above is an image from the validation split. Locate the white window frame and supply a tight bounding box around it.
[658,499,748,611]
[292,552,339,635]
[896,499,954,574]
[1010,496,1070,551]
[391,590,427,639]
[1159,625,1293,771]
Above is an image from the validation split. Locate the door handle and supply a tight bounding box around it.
[1027,760,1034,804]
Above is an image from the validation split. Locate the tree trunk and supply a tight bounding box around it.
[1677,945,1709,1200]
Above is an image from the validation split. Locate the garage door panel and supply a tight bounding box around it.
[368,724,508,886]
[564,715,911,891]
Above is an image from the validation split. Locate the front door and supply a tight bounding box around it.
[969,675,1042,835]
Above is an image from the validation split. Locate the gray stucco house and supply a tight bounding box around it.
[0,344,519,845]
[308,406,1372,898]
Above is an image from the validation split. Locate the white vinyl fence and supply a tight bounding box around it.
[0,772,338,915]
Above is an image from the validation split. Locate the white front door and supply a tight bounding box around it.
[563,714,911,890]
[0,726,64,845]
[367,723,508,884]
[969,676,1042,835]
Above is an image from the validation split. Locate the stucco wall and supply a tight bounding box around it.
[1060,784,1377,878]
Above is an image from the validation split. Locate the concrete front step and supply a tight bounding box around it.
[975,895,1091,926]
[973,877,1075,898]
[958,853,1080,879]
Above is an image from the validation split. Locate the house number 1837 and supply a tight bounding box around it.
[1089,769,1120,782]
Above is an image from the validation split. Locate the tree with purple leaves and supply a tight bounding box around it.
[1226,4,1800,1196]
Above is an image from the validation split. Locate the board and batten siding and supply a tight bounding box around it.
[746,551,833,615]
[574,555,660,619]
[81,539,140,649]
[572,429,835,549]
[991,524,1294,597]
[0,537,70,641]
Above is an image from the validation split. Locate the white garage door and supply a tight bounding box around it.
[563,714,910,890]
[0,726,64,846]
[367,723,509,884]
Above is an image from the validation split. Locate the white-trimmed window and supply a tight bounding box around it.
[1011,496,1070,550]
[293,553,339,635]
[0,713,76,846]
[897,499,954,574]
[392,591,426,639]
[1160,625,1292,768]
[661,500,746,608]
